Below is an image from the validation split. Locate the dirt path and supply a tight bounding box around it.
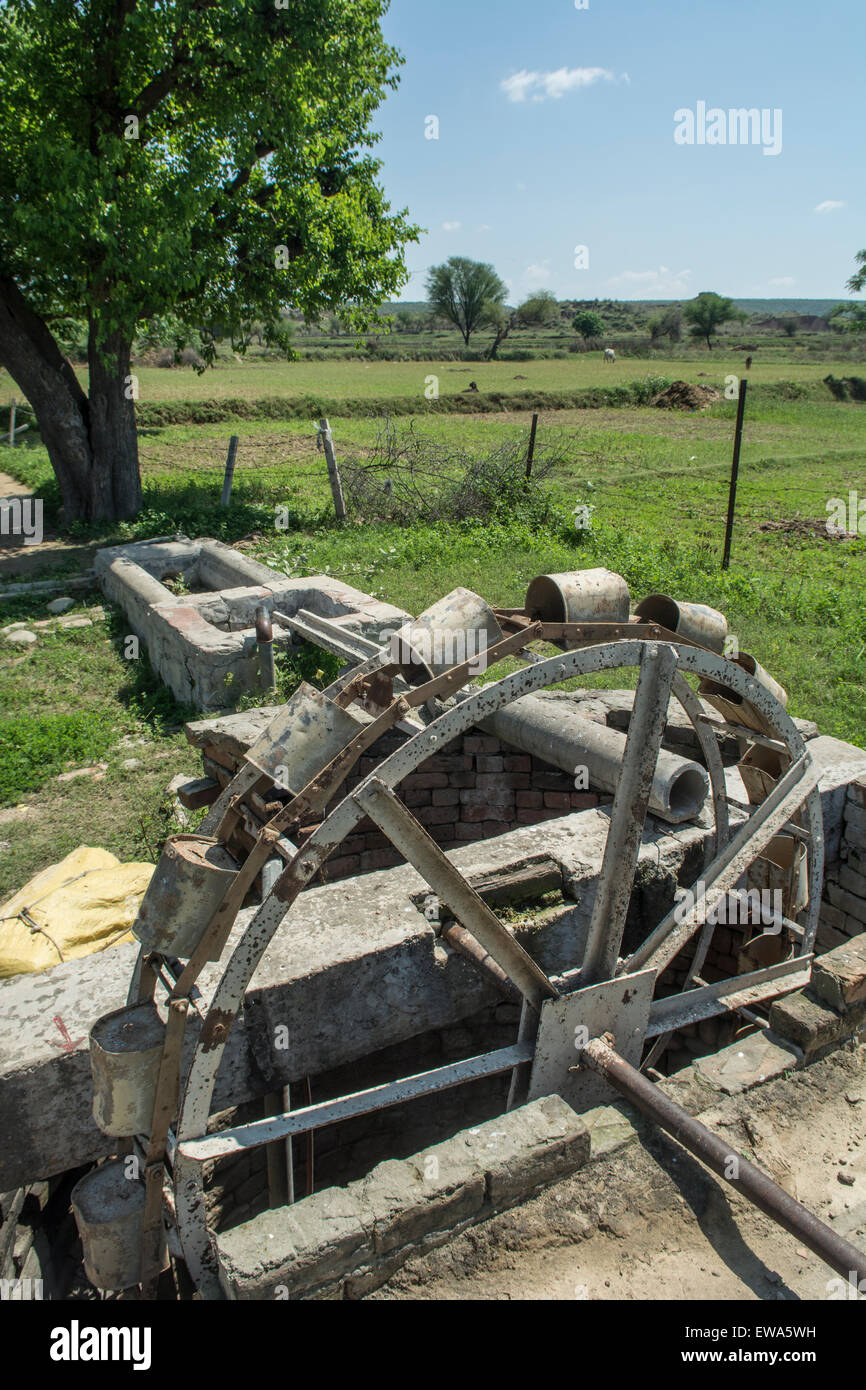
[0,470,99,579]
[372,1043,866,1302]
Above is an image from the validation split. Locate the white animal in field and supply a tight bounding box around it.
[604,348,616,364]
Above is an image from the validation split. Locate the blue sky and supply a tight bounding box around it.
[373,0,865,303]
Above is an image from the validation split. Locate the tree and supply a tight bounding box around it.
[847,250,866,295]
[683,292,746,350]
[572,310,605,344]
[516,291,560,329]
[0,1,418,522]
[659,306,683,343]
[425,258,507,346]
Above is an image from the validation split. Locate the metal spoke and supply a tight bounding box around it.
[580,642,679,986]
[624,753,819,976]
[354,778,558,1011]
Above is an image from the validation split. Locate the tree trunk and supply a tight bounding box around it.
[0,279,142,523]
[86,321,142,521]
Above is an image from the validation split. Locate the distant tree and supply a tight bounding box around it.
[659,306,683,343]
[828,253,866,333]
[847,250,866,295]
[516,291,560,328]
[830,302,866,333]
[573,310,605,344]
[683,293,746,350]
[780,314,799,338]
[425,257,508,345]
[647,315,664,347]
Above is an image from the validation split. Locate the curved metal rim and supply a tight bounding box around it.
[171,639,822,1296]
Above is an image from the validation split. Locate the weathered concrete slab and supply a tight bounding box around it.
[694,1030,803,1095]
[216,1095,590,1300]
[95,537,410,708]
[809,735,866,861]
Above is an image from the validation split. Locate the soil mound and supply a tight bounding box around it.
[651,380,721,410]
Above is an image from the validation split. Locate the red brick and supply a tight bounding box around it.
[341,835,367,856]
[482,820,511,837]
[321,855,360,880]
[570,793,598,810]
[516,790,544,809]
[361,849,404,871]
[418,805,456,826]
[532,772,574,791]
[455,823,484,841]
[517,808,561,823]
[402,772,449,790]
[544,792,572,810]
[476,755,504,773]
[463,735,500,754]
[460,788,512,808]
[503,755,531,772]
[432,788,461,806]
[403,788,432,808]
[428,754,473,773]
[428,827,457,847]
[449,772,476,789]
[476,773,517,790]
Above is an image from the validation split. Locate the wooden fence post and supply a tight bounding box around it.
[220,435,239,507]
[318,418,346,521]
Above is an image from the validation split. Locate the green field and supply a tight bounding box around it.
[1,353,857,408]
[0,351,864,900]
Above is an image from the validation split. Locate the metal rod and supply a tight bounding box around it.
[624,753,817,976]
[579,1035,866,1287]
[722,378,748,571]
[179,1041,535,1163]
[318,417,346,521]
[8,399,15,447]
[525,412,539,483]
[220,435,239,507]
[255,604,276,691]
[581,642,679,984]
[356,778,558,1010]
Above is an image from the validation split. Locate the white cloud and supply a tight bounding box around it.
[814,200,846,214]
[442,220,462,232]
[524,262,552,287]
[768,276,796,287]
[501,66,615,103]
[607,266,692,296]
[476,224,492,233]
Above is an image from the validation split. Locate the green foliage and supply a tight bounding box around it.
[425,258,508,345]
[0,0,419,347]
[847,250,866,296]
[573,310,605,342]
[683,292,747,348]
[0,710,117,801]
[516,292,560,328]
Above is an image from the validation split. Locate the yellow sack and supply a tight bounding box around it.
[0,846,153,979]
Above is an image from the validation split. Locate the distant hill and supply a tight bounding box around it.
[383,297,844,317]
[732,298,841,317]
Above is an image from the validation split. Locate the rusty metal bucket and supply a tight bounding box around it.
[737,743,785,805]
[699,651,788,734]
[525,569,630,626]
[391,587,504,685]
[71,1160,167,1290]
[245,681,365,792]
[634,594,727,654]
[748,832,809,918]
[133,835,240,960]
[89,1002,166,1138]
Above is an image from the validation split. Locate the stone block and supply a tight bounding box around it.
[810,933,866,1011]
